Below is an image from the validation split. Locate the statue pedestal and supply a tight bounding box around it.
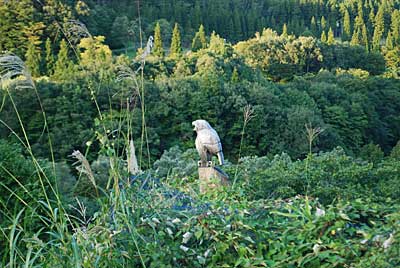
[198,165,229,193]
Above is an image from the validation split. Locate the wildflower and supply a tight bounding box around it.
[312,244,321,254]
[315,207,325,217]
[152,217,160,224]
[204,249,212,258]
[182,232,193,244]
[197,255,206,264]
[383,234,394,250]
[180,245,189,252]
[166,228,173,236]
[172,218,181,224]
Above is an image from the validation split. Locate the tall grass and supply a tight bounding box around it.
[232,104,255,188]
[0,1,154,266]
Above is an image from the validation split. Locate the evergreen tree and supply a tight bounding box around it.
[343,8,351,41]
[0,0,36,56]
[233,9,242,40]
[45,38,55,75]
[192,24,207,52]
[53,39,73,80]
[351,3,367,48]
[170,23,182,57]
[321,16,327,31]
[193,1,201,27]
[368,9,375,30]
[321,31,327,43]
[386,31,394,49]
[372,5,384,51]
[390,10,400,45]
[362,24,369,51]
[231,67,239,83]
[351,29,361,46]
[110,16,130,50]
[153,22,164,57]
[311,16,317,35]
[327,27,335,44]
[25,38,41,77]
[282,23,288,37]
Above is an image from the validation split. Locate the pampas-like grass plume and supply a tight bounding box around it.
[63,19,92,45]
[0,52,34,91]
[71,150,99,197]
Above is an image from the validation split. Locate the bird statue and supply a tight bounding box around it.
[192,119,225,167]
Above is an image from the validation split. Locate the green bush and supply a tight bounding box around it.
[233,147,398,204]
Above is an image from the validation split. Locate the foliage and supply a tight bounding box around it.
[53,39,74,80]
[230,147,400,204]
[153,22,164,57]
[192,24,207,52]
[1,2,400,267]
[2,173,399,267]
[153,146,198,179]
[170,23,182,57]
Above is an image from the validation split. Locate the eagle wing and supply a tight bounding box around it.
[196,129,224,165]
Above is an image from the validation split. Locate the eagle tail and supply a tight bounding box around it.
[217,151,224,165]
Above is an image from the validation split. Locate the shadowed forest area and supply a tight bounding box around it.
[0,0,399,267]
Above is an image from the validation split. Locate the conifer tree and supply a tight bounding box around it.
[362,24,369,51]
[386,31,394,49]
[45,38,55,75]
[233,9,242,40]
[153,22,164,57]
[311,16,317,35]
[25,38,41,77]
[372,5,384,51]
[282,23,288,37]
[170,23,182,57]
[351,29,361,46]
[321,31,327,43]
[351,2,367,48]
[192,24,207,52]
[368,9,375,29]
[321,16,326,31]
[343,8,351,41]
[54,39,73,79]
[193,1,201,27]
[327,27,335,44]
[231,67,239,83]
[390,10,400,45]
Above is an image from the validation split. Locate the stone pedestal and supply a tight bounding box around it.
[198,164,229,193]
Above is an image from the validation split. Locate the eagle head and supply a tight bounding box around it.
[192,119,211,132]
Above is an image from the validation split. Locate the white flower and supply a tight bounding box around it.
[182,232,193,244]
[197,255,206,264]
[172,218,181,224]
[313,244,321,254]
[204,249,212,258]
[180,245,189,252]
[315,207,325,217]
[152,217,160,224]
[166,228,173,236]
[383,234,394,250]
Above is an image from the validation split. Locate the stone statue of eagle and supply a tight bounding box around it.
[192,119,225,167]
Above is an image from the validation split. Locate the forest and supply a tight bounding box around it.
[0,0,399,267]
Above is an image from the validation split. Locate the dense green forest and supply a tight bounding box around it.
[0,0,400,267]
